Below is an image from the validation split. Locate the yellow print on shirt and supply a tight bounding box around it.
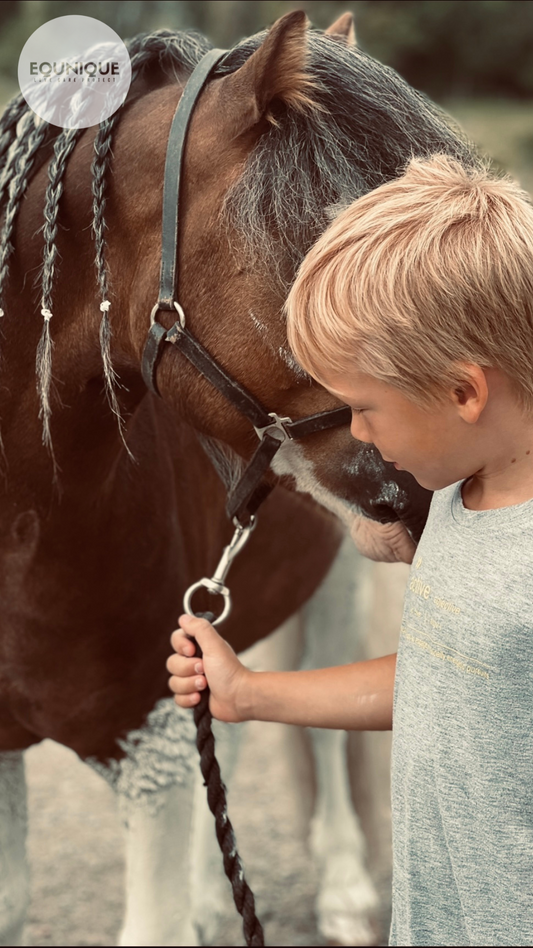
[401,626,491,681]
[409,568,461,614]
[409,575,431,599]
[433,596,461,615]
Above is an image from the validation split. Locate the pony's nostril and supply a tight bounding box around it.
[370,503,400,524]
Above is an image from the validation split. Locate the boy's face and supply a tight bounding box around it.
[323,370,482,492]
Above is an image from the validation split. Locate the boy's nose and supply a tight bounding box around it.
[350,414,373,444]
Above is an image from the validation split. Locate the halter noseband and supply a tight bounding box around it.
[141,49,351,526]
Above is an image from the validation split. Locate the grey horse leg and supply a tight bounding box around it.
[0,751,30,947]
[89,698,201,947]
[301,537,378,946]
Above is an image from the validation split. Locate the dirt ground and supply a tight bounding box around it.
[23,562,408,948]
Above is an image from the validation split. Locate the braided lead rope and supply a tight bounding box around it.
[189,622,265,947]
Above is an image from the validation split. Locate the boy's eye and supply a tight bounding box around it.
[351,408,366,415]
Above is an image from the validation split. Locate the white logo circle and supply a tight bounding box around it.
[18,15,132,129]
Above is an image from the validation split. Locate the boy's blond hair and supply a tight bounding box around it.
[286,155,533,410]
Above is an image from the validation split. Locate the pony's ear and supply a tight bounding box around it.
[215,11,314,139]
[325,12,357,46]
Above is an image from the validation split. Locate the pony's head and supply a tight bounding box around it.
[131,11,475,537]
[0,11,478,539]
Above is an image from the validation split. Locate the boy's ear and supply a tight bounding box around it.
[325,12,357,46]
[452,364,488,423]
[214,11,314,140]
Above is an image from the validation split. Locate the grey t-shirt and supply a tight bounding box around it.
[390,480,533,947]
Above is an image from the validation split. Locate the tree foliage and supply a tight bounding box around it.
[1,0,533,99]
[356,0,533,98]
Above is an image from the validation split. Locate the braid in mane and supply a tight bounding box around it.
[0,29,214,459]
[39,128,82,469]
[89,29,212,448]
[0,93,30,176]
[0,106,50,472]
[91,110,127,450]
[0,114,49,317]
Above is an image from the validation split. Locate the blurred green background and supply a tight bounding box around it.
[1,0,533,190]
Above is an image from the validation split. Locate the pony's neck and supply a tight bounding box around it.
[0,298,148,509]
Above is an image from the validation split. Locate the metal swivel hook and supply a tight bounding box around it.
[183,517,257,626]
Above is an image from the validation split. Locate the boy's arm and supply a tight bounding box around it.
[244,656,395,730]
[167,615,395,731]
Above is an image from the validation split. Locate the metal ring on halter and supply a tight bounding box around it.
[150,300,186,328]
[253,412,293,443]
[183,578,232,626]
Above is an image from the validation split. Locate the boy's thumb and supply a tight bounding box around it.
[179,613,219,656]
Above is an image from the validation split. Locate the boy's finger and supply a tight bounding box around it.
[170,629,205,656]
[170,628,197,655]
[166,654,202,677]
[174,693,201,709]
[168,673,206,696]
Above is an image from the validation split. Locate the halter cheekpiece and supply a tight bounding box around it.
[141,48,350,533]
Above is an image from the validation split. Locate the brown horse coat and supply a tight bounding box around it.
[0,12,454,762]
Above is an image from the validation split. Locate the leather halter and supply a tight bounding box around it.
[141,49,351,524]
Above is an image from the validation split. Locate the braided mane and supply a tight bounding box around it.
[0,30,212,458]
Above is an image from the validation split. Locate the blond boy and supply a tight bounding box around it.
[168,156,533,946]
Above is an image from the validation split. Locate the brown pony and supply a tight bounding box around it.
[0,10,476,945]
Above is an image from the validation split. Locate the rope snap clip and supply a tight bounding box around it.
[183,516,257,625]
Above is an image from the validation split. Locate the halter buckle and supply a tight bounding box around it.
[253,412,293,443]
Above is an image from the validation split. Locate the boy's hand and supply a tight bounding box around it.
[167,614,252,723]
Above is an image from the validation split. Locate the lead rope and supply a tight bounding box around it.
[188,625,264,947]
[184,521,265,947]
